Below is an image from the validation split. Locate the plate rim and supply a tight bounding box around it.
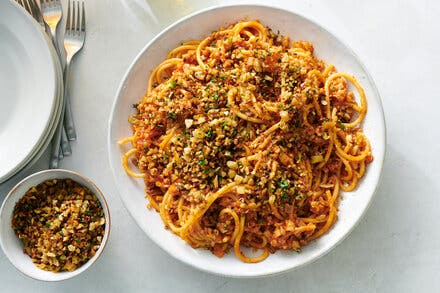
[108,3,387,277]
[16,43,64,174]
[0,0,58,183]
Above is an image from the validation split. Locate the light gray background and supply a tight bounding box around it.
[1,0,439,292]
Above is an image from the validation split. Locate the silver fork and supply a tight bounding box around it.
[15,0,45,28]
[40,0,62,42]
[40,0,72,157]
[62,0,85,142]
[50,0,85,168]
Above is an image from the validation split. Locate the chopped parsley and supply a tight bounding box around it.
[169,79,178,89]
[280,138,286,147]
[205,128,213,138]
[295,193,306,201]
[337,120,346,129]
[166,112,176,119]
[198,158,207,166]
[279,179,289,190]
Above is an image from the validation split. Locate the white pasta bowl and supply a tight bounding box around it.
[108,4,386,277]
[0,169,111,281]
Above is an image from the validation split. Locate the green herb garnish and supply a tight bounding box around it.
[205,128,213,138]
[169,79,178,89]
[337,120,346,129]
[280,138,286,147]
[279,179,289,190]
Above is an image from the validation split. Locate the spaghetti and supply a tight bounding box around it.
[119,20,373,263]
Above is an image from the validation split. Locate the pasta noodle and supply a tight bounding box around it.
[118,20,373,263]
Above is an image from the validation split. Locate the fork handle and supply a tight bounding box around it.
[46,19,73,162]
[61,127,72,156]
[64,91,77,140]
[49,26,57,45]
[48,26,63,65]
[49,60,73,168]
[63,58,77,141]
[50,112,64,168]
[48,22,77,142]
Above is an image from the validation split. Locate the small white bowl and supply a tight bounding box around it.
[0,169,110,281]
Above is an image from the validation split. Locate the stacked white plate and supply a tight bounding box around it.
[0,0,64,184]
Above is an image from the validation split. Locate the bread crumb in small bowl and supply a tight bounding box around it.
[0,169,110,281]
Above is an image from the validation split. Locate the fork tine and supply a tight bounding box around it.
[29,0,40,19]
[77,1,81,31]
[28,0,38,20]
[72,1,76,32]
[20,0,27,10]
[76,1,80,32]
[66,0,71,31]
[81,1,85,32]
[23,0,32,17]
[72,0,77,32]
